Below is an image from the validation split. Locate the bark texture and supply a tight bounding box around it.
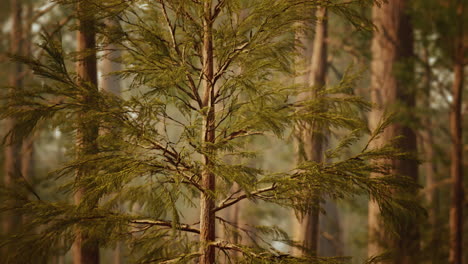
[72,1,100,263]
[3,0,24,236]
[294,7,328,257]
[367,1,419,263]
[21,2,35,184]
[199,1,216,263]
[448,2,465,263]
[449,60,464,264]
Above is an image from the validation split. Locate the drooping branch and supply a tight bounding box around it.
[212,0,227,20]
[214,184,277,212]
[131,219,200,234]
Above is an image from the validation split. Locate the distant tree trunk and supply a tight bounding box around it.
[448,61,463,264]
[199,1,216,263]
[20,138,34,182]
[420,45,441,260]
[223,9,251,260]
[72,1,100,263]
[101,17,123,264]
[367,1,419,263]
[220,196,257,263]
[294,7,328,257]
[448,2,465,264]
[318,199,343,256]
[292,10,312,258]
[3,0,24,237]
[230,201,240,244]
[101,18,121,96]
[21,2,34,185]
[237,201,257,246]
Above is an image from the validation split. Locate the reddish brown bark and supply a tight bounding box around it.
[3,0,24,236]
[448,3,465,263]
[367,1,419,263]
[449,62,463,264]
[294,7,328,257]
[199,1,216,263]
[21,3,34,185]
[72,1,100,263]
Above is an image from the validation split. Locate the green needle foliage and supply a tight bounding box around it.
[1,0,422,263]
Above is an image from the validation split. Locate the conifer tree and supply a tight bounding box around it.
[294,6,328,257]
[72,0,100,263]
[2,1,64,258]
[101,15,124,264]
[0,1,423,263]
[448,1,465,263]
[4,0,24,237]
[367,0,420,263]
[408,0,468,261]
[101,17,122,97]
[20,2,35,184]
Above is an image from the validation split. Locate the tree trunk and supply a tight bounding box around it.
[367,1,419,263]
[449,61,463,264]
[21,2,34,186]
[72,1,100,263]
[448,2,465,263]
[421,45,441,261]
[101,17,123,264]
[3,0,24,237]
[294,7,328,257]
[199,1,216,264]
[318,199,343,256]
[101,17,121,96]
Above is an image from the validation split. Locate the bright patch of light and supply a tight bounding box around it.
[124,106,139,120]
[32,23,41,34]
[139,3,150,10]
[54,128,62,138]
[128,112,138,119]
[2,19,12,34]
[271,241,287,252]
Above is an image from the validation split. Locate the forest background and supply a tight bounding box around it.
[0,0,466,264]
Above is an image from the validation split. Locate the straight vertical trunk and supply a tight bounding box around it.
[421,46,440,260]
[101,17,122,264]
[21,2,34,184]
[235,200,257,247]
[3,0,23,236]
[295,7,328,257]
[220,186,256,262]
[367,1,419,263]
[199,1,216,264]
[448,2,464,262]
[231,201,240,245]
[318,199,343,256]
[101,18,121,96]
[449,61,463,264]
[72,1,100,263]
[20,137,34,181]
